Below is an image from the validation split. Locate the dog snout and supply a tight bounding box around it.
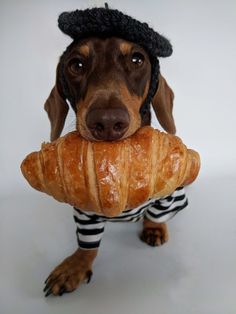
[86,107,130,141]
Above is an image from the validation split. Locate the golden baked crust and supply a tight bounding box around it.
[21,126,200,217]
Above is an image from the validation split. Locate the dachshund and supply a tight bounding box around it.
[43,36,184,297]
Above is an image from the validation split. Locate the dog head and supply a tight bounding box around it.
[44,7,176,141]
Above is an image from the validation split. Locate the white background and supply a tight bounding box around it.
[1,0,236,313]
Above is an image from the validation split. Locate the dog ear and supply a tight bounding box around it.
[44,63,69,141]
[151,74,176,134]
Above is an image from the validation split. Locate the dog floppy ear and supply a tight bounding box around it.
[44,63,69,141]
[151,74,176,134]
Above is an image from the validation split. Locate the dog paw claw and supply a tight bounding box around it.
[86,270,93,284]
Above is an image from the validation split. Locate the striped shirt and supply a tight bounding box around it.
[73,187,188,250]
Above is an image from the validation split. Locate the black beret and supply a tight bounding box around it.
[58,6,172,58]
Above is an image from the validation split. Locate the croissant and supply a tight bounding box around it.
[21,126,200,217]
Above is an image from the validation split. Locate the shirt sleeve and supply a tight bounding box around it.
[73,208,106,250]
[145,187,188,223]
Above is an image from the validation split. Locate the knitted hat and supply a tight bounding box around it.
[58,4,172,58]
[58,4,172,114]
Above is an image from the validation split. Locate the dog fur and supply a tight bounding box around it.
[43,36,175,297]
[43,6,176,296]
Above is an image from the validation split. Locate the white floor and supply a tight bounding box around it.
[1,174,236,314]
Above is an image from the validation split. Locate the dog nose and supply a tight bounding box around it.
[86,107,130,140]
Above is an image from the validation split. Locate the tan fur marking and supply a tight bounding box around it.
[120,42,132,55]
[118,84,141,137]
[79,45,90,57]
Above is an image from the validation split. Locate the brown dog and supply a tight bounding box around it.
[43,37,176,296]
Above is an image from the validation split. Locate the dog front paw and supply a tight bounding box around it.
[43,249,97,297]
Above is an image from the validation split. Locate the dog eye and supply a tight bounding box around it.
[131,52,144,66]
[69,58,84,74]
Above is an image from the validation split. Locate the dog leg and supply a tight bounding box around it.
[140,217,169,247]
[43,248,97,297]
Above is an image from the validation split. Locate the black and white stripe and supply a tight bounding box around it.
[145,187,188,223]
[73,213,106,249]
[73,187,188,249]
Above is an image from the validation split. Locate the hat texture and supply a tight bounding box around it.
[58,6,172,58]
